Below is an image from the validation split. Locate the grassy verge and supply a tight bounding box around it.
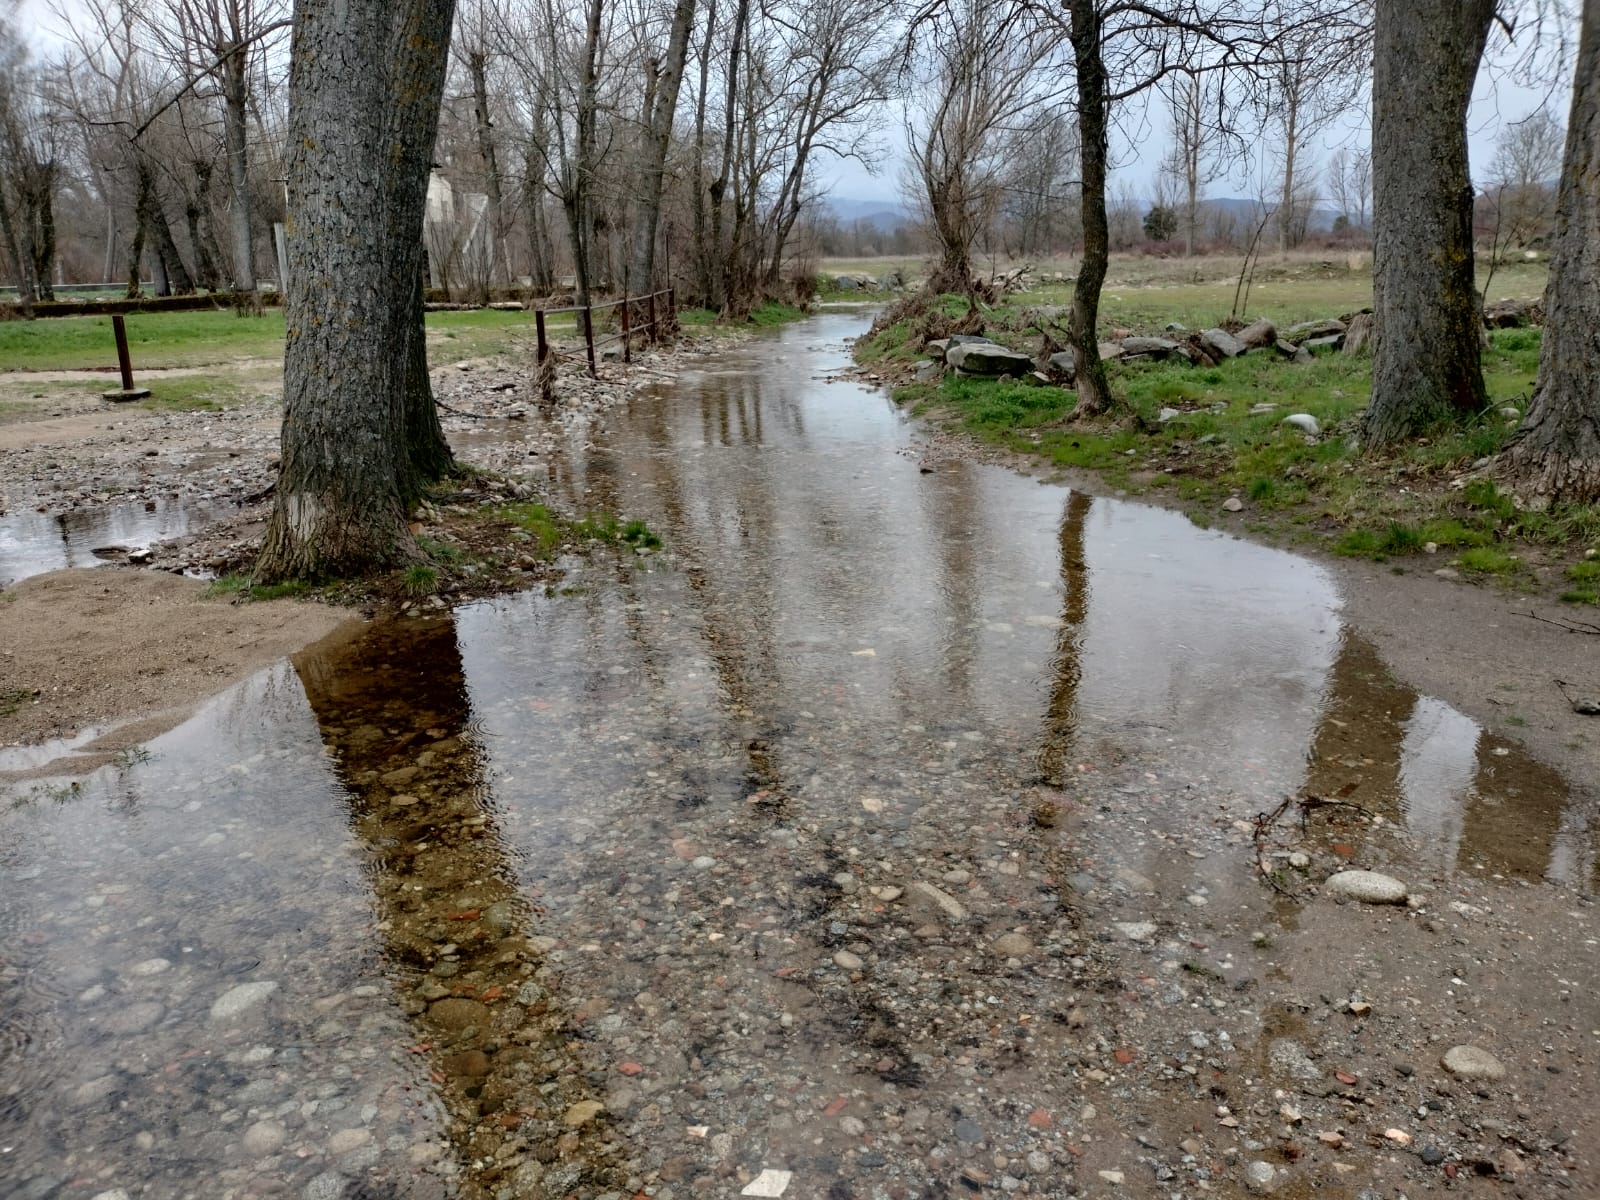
[865,281,1597,606]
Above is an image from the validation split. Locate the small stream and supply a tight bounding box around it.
[1,312,1593,1199]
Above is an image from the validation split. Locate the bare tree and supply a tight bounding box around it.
[1499,2,1600,503]
[1478,107,1564,298]
[1059,0,1367,417]
[1262,10,1361,255]
[905,0,1060,296]
[1327,143,1372,229]
[627,0,696,291]
[151,0,289,306]
[1159,66,1224,256]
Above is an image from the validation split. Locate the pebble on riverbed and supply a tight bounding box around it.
[1322,870,1408,904]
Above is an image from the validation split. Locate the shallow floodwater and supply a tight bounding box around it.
[0,496,237,585]
[1,313,1594,1199]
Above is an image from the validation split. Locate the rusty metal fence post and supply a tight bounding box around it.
[583,305,597,378]
[103,314,152,402]
[620,298,632,364]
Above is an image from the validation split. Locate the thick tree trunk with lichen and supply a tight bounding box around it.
[1361,0,1493,445]
[255,0,456,583]
[1066,0,1113,417]
[1500,3,1600,505]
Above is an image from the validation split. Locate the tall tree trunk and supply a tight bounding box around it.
[1362,0,1494,445]
[628,0,696,292]
[1500,2,1600,504]
[524,139,554,294]
[137,162,196,295]
[709,0,750,312]
[222,48,258,297]
[27,162,56,301]
[0,184,35,316]
[690,0,716,305]
[256,0,457,583]
[467,47,507,291]
[125,210,147,298]
[1277,82,1299,256]
[1067,0,1113,417]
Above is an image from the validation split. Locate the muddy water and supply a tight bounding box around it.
[1,312,1595,1199]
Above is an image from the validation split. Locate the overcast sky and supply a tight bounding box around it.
[16,0,1574,208]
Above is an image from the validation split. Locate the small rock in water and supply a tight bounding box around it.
[1244,1161,1280,1193]
[1322,870,1408,904]
[1442,1044,1507,1081]
[563,1099,605,1127]
[954,1118,984,1144]
[1115,921,1157,942]
[992,932,1034,958]
[210,981,279,1022]
[741,1169,794,1197]
[832,950,864,971]
[1282,413,1320,436]
[304,1174,346,1200]
[104,1002,165,1035]
[242,1119,287,1156]
[1222,497,1244,512]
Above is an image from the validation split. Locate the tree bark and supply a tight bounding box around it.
[256,0,457,583]
[629,0,696,292]
[1500,1,1600,505]
[1066,0,1113,417]
[1362,0,1494,445]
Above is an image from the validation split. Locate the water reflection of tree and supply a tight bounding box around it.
[292,618,625,1199]
[1037,491,1092,787]
[1301,632,1582,885]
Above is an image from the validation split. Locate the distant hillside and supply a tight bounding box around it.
[1197,196,1343,233]
[825,196,913,231]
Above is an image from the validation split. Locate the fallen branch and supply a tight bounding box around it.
[1520,610,1600,636]
[1554,679,1600,716]
[1251,791,1376,898]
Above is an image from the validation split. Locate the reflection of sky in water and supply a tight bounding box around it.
[0,497,233,584]
[1399,696,1479,873]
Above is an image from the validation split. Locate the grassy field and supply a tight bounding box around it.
[856,258,1597,607]
[0,307,586,372]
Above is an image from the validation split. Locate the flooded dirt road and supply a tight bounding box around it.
[2,313,1596,1200]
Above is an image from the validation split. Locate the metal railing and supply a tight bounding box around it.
[533,287,677,402]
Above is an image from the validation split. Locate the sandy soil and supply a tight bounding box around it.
[0,569,360,778]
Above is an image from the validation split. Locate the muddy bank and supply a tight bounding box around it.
[0,569,359,772]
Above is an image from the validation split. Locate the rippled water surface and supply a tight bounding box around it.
[2,313,1593,1199]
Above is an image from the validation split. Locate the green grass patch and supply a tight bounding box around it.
[1455,546,1522,575]
[205,573,315,602]
[402,564,439,596]
[0,306,567,371]
[0,688,32,717]
[495,501,664,559]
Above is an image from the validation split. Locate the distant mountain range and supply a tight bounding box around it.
[824,197,913,230]
[823,194,1345,234]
